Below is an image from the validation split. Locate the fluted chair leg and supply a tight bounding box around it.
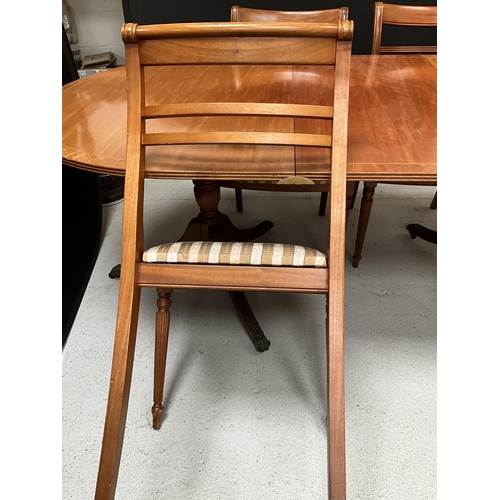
[152,288,172,430]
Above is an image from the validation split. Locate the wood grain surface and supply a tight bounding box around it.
[62,55,436,183]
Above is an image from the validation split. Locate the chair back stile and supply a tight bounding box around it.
[122,40,146,264]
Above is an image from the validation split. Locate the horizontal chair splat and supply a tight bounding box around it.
[143,103,333,119]
[137,263,329,293]
[142,132,332,147]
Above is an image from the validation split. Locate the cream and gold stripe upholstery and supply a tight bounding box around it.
[143,241,327,268]
[240,180,328,185]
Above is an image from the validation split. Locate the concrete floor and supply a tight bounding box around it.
[62,180,437,499]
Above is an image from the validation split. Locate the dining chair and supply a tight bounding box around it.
[352,1,437,267]
[94,20,354,500]
[219,5,359,221]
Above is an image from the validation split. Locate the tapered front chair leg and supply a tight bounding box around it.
[152,288,172,430]
[94,283,142,500]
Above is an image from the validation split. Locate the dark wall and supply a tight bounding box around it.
[121,0,436,54]
[62,26,103,348]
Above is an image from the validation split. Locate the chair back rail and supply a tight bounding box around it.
[123,22,351,66]
[124,21,348,39]
[138,36,338,65]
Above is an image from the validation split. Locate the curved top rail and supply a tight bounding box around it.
[122,21,354,43]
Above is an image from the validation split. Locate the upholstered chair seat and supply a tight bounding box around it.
[143,241,327,268]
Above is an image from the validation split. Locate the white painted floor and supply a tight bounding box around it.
[62,181,437,499]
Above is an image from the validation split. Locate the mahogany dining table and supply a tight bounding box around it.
[63,54,436,182]
[62,54,436,349]
[63,55,436,181]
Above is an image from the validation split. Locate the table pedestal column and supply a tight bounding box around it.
[179,180,272,352]
[180,180,274,242]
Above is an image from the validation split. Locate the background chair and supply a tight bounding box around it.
[94,20,354,500]
[219,5,359,221]
[352,1,437,267]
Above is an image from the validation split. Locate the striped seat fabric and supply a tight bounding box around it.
[240,180,328,185]
[143,241,327,268]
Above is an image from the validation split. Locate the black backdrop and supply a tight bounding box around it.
[62,27,103,348]
[121,0,437,54]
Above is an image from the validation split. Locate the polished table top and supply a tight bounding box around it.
[62,55,436,183]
